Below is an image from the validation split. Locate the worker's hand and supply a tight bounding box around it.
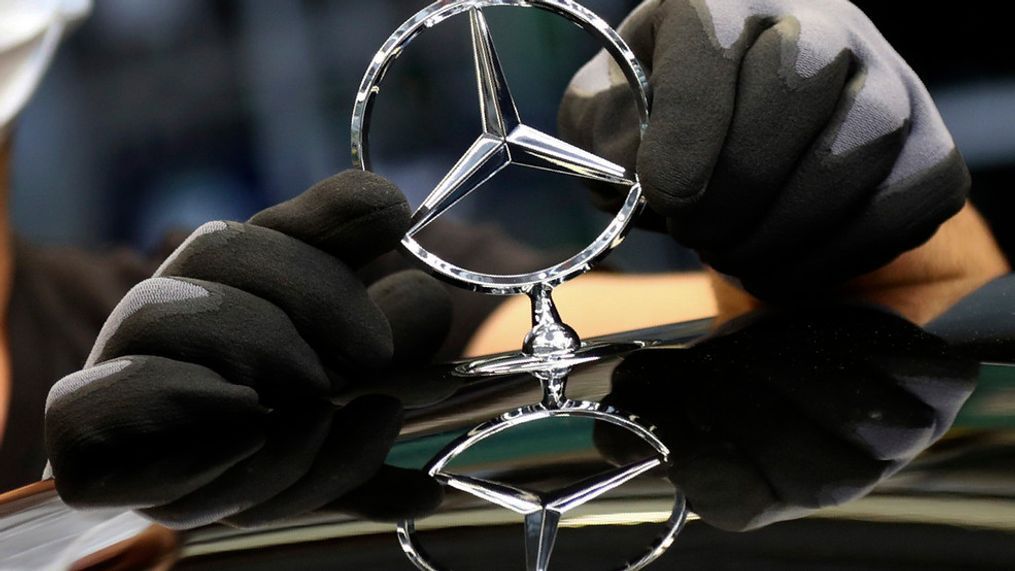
[597,304,977,531]
[560,0,969,299]
[44,170,449,528]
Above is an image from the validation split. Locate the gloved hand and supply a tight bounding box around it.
[44,170,451,528]
[560,0,969,298]
[596,304,977,531]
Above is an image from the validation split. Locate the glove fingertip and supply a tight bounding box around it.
[249,170,411,265]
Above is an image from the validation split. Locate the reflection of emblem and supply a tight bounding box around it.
[397,402,688,571]
[352,1,686,569]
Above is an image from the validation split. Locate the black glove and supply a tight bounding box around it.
[597,304,977,531]
[44,170,450,528]
[560,0,969,298]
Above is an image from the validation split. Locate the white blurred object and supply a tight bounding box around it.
[0,484,151,571]
[0,0,90,138]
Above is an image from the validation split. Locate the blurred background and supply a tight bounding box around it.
[9,0,1015,271]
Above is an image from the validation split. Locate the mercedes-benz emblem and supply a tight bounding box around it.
[352,0,649,297]
[351,1,688,569]
[396,401,688,571]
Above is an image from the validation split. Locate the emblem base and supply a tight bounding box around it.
[455,341,644,378]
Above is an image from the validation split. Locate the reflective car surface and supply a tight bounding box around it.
[3,301,1014,570]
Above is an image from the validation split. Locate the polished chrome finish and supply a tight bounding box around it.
[455,341,644,377]
[352,0,650,296]
[535,368,570,409]
[438,473,543,515]
[549,457,663,513]
[525,508,561,571]
[471,8,521,139]
[407,133,509,238]
[353,1,682,568]
[400,180,643,296]
[507,124,634,185]
[352,0,652,370]
[396,519,437,571]
[397,400,689,571]
[517,455,670,570]
[523,285,580,358]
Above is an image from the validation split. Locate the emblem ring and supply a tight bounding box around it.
[351,0,651,295]
[397,400,688,571]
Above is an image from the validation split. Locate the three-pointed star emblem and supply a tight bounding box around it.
[436,456,662,571]
[407,8,636,238]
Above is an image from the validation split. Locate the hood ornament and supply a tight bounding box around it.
[352,1,687,569]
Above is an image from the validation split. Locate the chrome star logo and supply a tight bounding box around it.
[397,401,687,571]
[407,7,635,238]
[435,456,663,570]
[352,0,650,294]
[355,2,684,569]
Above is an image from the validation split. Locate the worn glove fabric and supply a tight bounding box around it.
[596,304,977,531]
[44,170,449,528]
[560,0,969,298]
